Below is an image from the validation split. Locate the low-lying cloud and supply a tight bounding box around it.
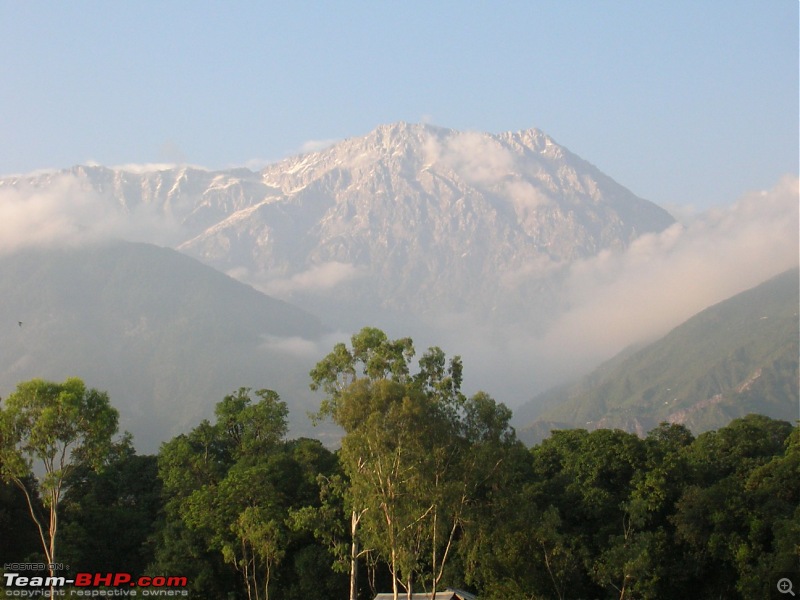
[0,174,185,255]
[259,261,363,297]
[259,331,350,359]
[546,175,799,359]
[442,175,800,405]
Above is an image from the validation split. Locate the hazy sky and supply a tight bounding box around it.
[1,1,797,210]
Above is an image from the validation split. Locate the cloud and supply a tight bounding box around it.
[259,334,323,358]
[247,175,800,412]
[239,158,273,172]
[535,175,800,373]
[299,138,341,154]
[424,130,515,186]
[1,163,794,421]
[108,162,187,174]
[411,175,799,408]
[259,331,350,359]
[158,140,188,166]
[260,261,363,297]
[503,180,553,210]
[0,173,186,255]
[0,176,110,254]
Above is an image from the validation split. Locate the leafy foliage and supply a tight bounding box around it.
[156,388,345,600]
[1,340,796,600]
[311,328,522,599]
[0,377,119,589]
[59,443,161,575]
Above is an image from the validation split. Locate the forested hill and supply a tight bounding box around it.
[0,241,328,450]
[518,268,800,443]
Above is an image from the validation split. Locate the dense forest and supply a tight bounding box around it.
[1,328,798,600]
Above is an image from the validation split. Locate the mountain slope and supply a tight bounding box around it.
[0,242,328,451]
[185,123,675,321]
[517,268,800,443]
[0,123,675,327]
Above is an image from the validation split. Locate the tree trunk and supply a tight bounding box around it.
[350,511,359,600]
[47,490,58,599]
[391,547,399,600]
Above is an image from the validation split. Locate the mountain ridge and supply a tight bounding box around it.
[0,123,675,327]
[517,268,800,444]
[0,241,329,451]
[6,122,794,449]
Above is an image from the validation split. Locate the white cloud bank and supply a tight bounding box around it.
[546,175,799,358]
[259,330,350,359]
[424,130,515,186]
[0,174,185,255]
[259,261,363,297]
[451,175,799,401]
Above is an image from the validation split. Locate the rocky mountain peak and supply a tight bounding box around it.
[0,123,676,325]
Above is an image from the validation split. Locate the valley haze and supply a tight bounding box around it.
[0,123,797,448]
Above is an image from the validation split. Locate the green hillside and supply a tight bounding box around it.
[519,269,799,444]
[0,242,329,450]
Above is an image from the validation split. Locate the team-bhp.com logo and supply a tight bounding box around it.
[3,571,188,597]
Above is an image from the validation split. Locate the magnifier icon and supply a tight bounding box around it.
[778,578,796,596]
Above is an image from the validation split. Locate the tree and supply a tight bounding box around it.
[455,398,536,599]
[736,425,800,594]
[311,327,509,600]
[336,378,437,599]
[158,388,345,600]
[287,471,369,598]
[59,443,162,576]
[0,476,42,565]
[515,428,651,599]
[0,377,119,592]
[672,415,796,598]
[311,328,420,600]
[159,388,288,600]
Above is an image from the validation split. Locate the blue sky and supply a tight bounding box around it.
[1,1,797,210]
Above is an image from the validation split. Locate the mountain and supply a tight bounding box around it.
[517,269,800,444]
[197,123,674,321]
[0,242,329,451]
[0,122,686,445]
[1,123,794,450]
[0,123,675,329]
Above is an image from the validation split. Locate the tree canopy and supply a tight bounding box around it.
[0,377,119,593]
[1,335,796,600]
[310,327,519,600]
